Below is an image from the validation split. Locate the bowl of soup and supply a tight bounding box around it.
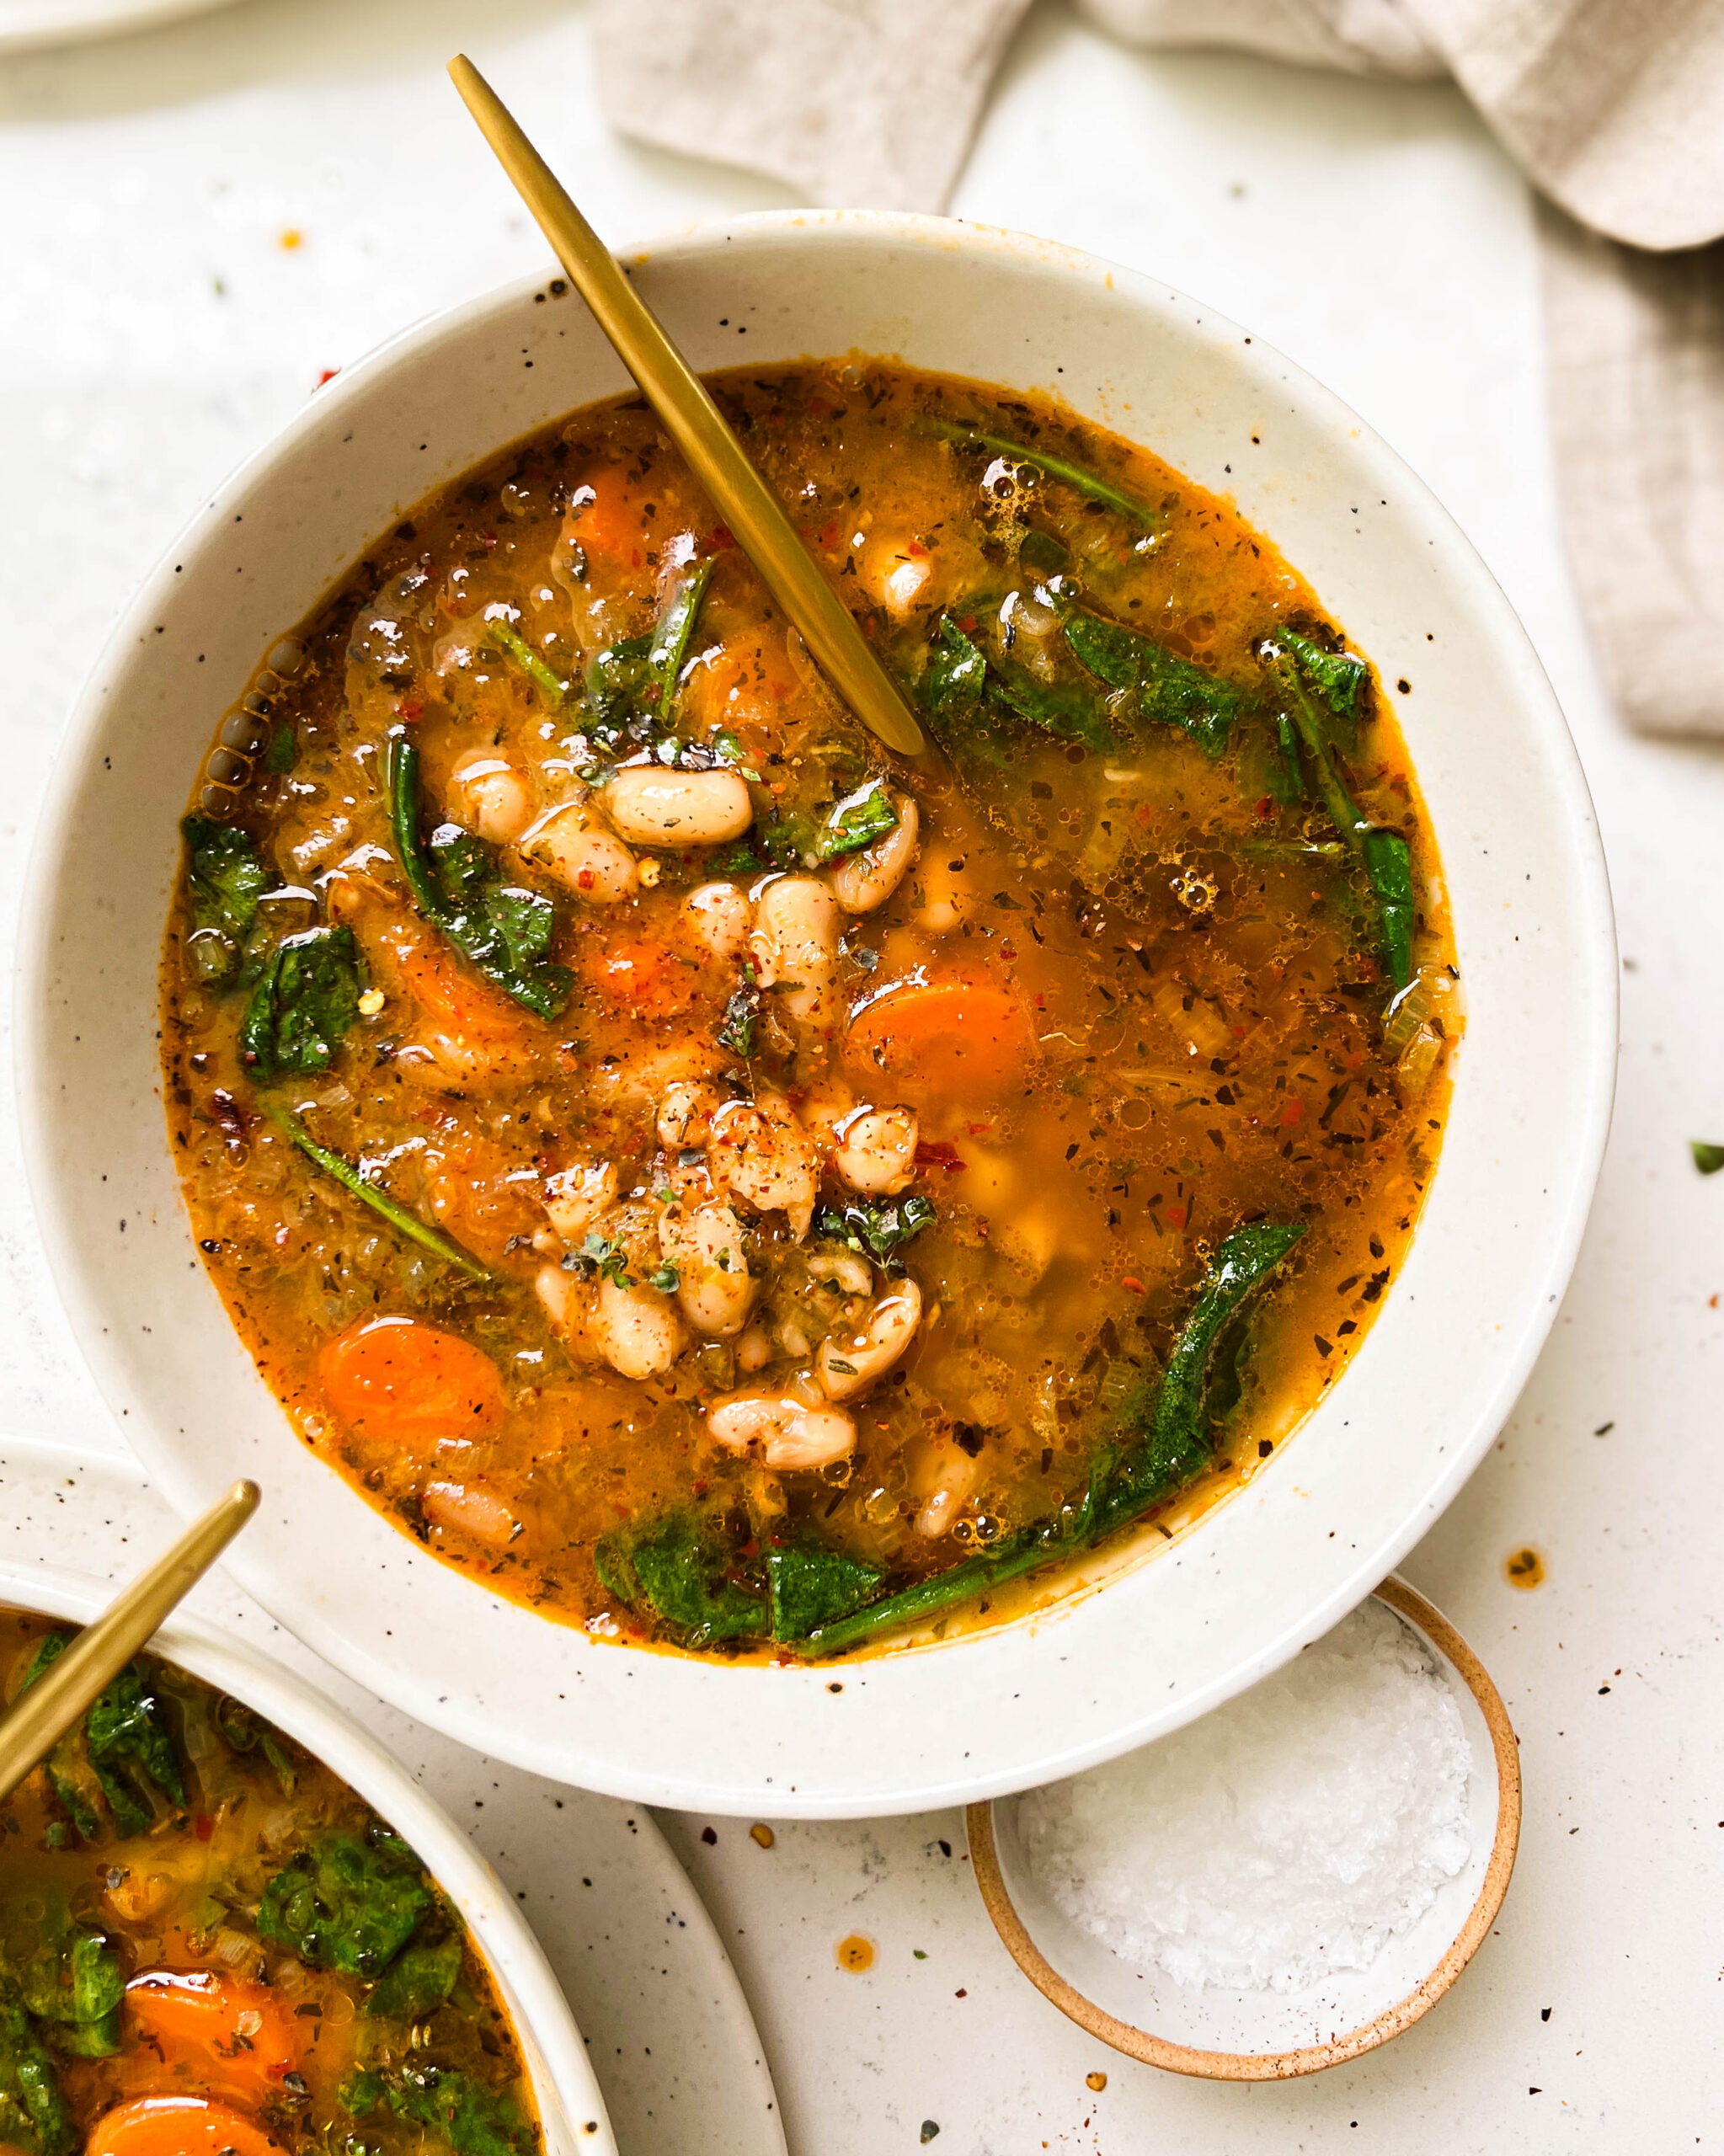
[0,1576,613,2156]
[17,211,1615,1812]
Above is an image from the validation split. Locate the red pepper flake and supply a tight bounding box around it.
[1121,1276,1145,1294]
[315,366,339,388]
[1253,794,1274,819]
[396,697,424,723]
[907,539,929,558]
[915,1140,967,1173]
[965,1122,993,1137]
[195,1815,214,1843]
[577,868,595,890]
[957,615,977,635]
[701,1825,718,1844]
[817,518,841,552]
[709,525,736,551]
[1278,1099,1305,1126]
[1164,1206,1187,1230]
[1000,942,1017,960]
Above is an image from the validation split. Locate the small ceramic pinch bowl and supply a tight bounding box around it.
[967,1577,1520,2079]
[0,1560,618,2153]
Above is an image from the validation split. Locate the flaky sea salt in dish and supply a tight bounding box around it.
[1017,1599,1472,1994]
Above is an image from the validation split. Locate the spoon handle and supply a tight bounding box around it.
[0,1478,259,1806]
[447,54,926,760]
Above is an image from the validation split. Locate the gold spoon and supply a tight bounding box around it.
[0,1479,260,1806]
[447,54,927,761]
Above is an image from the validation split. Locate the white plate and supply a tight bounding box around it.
[0,0,240,53]
[17,211,1616,1814]
[0,1438,785,2156]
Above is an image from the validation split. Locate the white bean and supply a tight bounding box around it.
[660,1200,755,1337]
[914,1444,984,1540]
[542,1160,616,1241]
[658,1079,722,1153]
[447,749,534,845]
[708,1092,820,1239]
[535,1261,588,1339]
[590,1273,686,1380]
[683,881,753,961]
[828,797,919,914]
[735,1322,775,1374]
[707,1393,857,1472]
[519,802,638,902]
[604,766,753,845]
[818,1278,923,1401]
[749,876,841,1026]
[833,1106,918,1195]
[422,1480,517,1549]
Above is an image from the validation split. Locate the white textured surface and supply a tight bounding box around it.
[1,0,1719,2147]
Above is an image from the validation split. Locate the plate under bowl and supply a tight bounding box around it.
[17,210,1615,1814]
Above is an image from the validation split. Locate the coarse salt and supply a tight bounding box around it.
[1017,1599,1472,1993]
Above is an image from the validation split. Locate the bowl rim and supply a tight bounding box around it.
[14,206,1618,1813]
[965,1575,1522,2078]
[0,1560,616,2154]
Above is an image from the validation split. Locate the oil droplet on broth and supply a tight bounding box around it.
[836,1933,875,1973]
[1505,1546,1545,1590]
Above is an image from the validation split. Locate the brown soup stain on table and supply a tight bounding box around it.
[159,359,1460,1661]
[835,1935,875,1974]
[1505,1545,1545,1589]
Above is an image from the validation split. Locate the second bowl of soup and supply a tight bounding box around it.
[19,212,1615,1811]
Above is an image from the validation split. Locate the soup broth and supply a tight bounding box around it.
[0,1609,536,2156]
[160,360,1458,1658]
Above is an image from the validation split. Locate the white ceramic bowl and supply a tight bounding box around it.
[18,211,1616,1816]
[0,1562,616,2154]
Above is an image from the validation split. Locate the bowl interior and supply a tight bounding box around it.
[0,1564,614,2156]
[17,211,1615,1814]
[983,1585,1513,2068]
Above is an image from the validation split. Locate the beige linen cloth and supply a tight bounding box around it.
[591,0,1724,738]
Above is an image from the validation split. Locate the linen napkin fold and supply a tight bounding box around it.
[591,0,1724,736]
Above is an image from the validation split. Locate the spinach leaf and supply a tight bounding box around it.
[811,1194,936,1271]
[257,1833,431,1978]
[84,1658,186,1836]
[18,1935,124,2057]
[765,1543,885,1642]
[387,2065,532,2156]
[584,634,658,750]
[366,1935,463,2022]
[912,414,1160,530]
[817,782,899,862]
[483,617,568,707]
[1062,611,1240,758]
[17,1637,103,1844]
[1268,643,1415,989]
[1274,625,1366,744]
[182,816,273,987]
[649,560,715,728]
[262,1105,492,1283]
[0,2006,72,2156]
[1090,1219,1307,1538]
[595,1513,766,1648]
[387,736,572,1020]
[800,1221,1306,1655]
[1692,1140,1724,1176]
[240,926,363,1081]
[920,615,1107,765]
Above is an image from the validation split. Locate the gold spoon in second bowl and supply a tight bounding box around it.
[0,1479,259,1806]
[447,53,927,762]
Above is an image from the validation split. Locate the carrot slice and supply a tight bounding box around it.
[584,937,699,1017]
[318,1315,504,1446]
[88,2098,285,2156]
[124,1972,301,2101]
[844,979,1037,1103]
[566,468,645,568]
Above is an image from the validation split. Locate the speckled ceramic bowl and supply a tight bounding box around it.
[0,1560,615,2153]
[17,211,1615,1814]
